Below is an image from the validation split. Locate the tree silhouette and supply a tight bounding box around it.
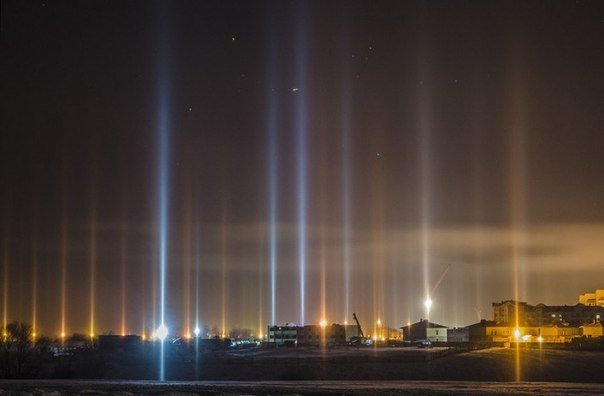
[0,322,51,378]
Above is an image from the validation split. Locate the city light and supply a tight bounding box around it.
[156,324,168,342]
[513,328,521,340]
[320,319,327,328]
[194,326,201,337]
[424,297,433,315]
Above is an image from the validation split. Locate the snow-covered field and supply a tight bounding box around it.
[2,379,604,395]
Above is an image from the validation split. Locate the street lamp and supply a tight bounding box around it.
[424,297,433,317]
[156,324,168,342]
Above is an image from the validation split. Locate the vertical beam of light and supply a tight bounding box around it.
[151,215,157,336]
[294,3,308,326]
[158,77,170,336]
[508,59,528,383]
[266,21,279,326]
[318,105,327,328]
[182,185,192,338]
[155,5,172,380]
[417,63,432,320]
[371,152,385,328]
[88,170,97,339]
[220,208,227,338]
[339,21,352,324]
[194,216,201,335]
[257,220,264,338]
[31,200,38,337]
[60,190,68,340]
[194,221,201,379]
[471,71,486,322]
[2,202,9,333]
[120,213,127,336]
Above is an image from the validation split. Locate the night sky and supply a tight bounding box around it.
[2,0,604,337]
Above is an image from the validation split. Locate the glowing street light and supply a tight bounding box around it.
[194,326,201,337]
[424,297,433,316]
[319,319,327,328]
[156,324,168,342]
[513,328,521,340]
[376,319,382,327]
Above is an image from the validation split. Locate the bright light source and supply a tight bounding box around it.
[381,337,385,342]
[513,328,521,340]
[142,334,146,341]
[60,332,66,338]
[156,324,168,341]
[372,335,377,341]
[32,332,37,338]
[344,320,348,325]
[424,297,433,312]
[376,319,382,326]
[320,320,327,328]
[521,335,531,342]
[537,336,544,343]
[89,332,94,338]
[194,327,201,337]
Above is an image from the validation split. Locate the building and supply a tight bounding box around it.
[579,289,604,307]
[580,321,604,338]
[447,327,469,342]
[468,320,584,343]
[267,324,298,345]
[365,326,403,341]
[492,300,603,326]
[267,323,356,345]
[400,319,447,342]
[297,324,347,345]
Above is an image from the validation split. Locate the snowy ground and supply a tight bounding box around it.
[1,379,604,395]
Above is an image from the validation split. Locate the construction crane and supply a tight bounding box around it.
[353,313,365,338]
[349,313,367,346]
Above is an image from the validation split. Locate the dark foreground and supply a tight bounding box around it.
[2,379,604,395]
